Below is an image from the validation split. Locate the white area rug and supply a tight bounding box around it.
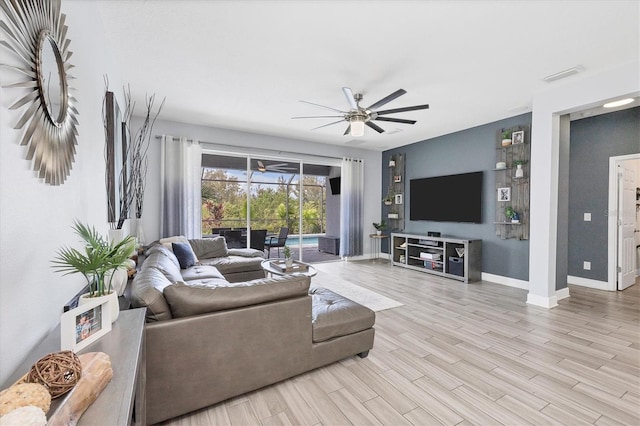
[312,275,404,312]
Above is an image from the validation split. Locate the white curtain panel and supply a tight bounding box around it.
[339,157,364,257]
[160,135,202,238]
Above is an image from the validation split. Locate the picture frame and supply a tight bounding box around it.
[394,175,402,183]
[61,297,112,352]
[511,130,524,145]
[395,193,403,204]
[498,187,511,202]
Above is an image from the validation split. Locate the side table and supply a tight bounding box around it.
[369,233,389,262]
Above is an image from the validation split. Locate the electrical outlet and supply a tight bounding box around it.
[584,213,591,221]
[583,261,591,270]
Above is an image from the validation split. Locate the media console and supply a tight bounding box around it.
[391,233,481,283]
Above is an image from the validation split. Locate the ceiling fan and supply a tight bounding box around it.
[256,160,297,173]
[293,87,429,137]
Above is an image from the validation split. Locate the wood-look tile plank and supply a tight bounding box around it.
[160,261,639,426]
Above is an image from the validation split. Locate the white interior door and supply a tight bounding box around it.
[618,161,637,290]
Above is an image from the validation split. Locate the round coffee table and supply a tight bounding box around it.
[261,259,317,277]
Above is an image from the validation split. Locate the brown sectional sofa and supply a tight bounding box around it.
[131,237,375,425]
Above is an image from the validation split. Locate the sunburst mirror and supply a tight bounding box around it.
[1,0,79,185]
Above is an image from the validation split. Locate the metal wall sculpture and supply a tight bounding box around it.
[1,0,79,185]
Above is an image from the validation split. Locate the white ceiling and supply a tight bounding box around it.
[90,0,639,151]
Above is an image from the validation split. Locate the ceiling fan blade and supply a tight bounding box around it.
[342,87,358,109]
[311,119,346,131]
[292,115,344,119]
[299,100,347,114]
[344,125,351,136]
[366,121,385,133]
[376,104,430,115]
[367,89,407,110]
[374,116,417,125]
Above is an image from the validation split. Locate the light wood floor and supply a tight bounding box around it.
[160,261,640,426]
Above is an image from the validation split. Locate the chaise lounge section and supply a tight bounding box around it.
[130,237,375,425]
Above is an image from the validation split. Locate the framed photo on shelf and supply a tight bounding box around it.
[61,297,112,352]
[395,193,403,204]
[512,130,524,145]
[498,187,511,202]
[393,175,402,183]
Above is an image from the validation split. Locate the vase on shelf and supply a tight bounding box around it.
[515,164,524,178]
[134,218,146,254]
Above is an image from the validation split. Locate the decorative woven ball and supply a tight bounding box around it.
[26,351,82,399]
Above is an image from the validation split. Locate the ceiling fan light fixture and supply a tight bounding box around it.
[350,119,365,137]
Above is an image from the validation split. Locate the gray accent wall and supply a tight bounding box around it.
[568,107,640,281]
[383,113,532,281]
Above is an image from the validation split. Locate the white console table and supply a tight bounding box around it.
[3,308,146,425]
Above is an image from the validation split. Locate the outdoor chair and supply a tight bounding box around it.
[221,229,243,248]
[264,227,289,258]
[249,229,268,252]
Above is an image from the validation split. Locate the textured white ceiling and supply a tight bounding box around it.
[90,0,639,151]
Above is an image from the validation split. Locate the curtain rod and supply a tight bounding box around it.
[154,135,343,162]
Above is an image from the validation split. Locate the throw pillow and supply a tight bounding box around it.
[172,242,197,269]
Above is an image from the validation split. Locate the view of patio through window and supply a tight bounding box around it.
[201,153,341,262]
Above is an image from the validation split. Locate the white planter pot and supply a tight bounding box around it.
[285,258,293,268]
[108,228,125,244]
[376,230,382,236]
[515,164,524,178]
[80,291,119,323]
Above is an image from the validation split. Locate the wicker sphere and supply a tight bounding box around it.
[26,351,82,399]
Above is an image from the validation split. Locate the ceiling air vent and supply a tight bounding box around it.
[542,66,584,82]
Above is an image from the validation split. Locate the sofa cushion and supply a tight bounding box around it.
[180,264,226,281]
[144,246,183,283]
[309,287,375,343]
[163,275,311,318]
[227,248,264,257]
[188,237,228,259]
[130,267,174,322]
[199,255,264,276]
[172,242,197,269]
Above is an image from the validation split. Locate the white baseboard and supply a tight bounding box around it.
[526,292,559,309]
[481,272,529,290]
[567,275,610,291]
[556,287,571,301]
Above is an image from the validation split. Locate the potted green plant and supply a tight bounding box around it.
[283,245,293,268]
[504,206,520,223]
[52,221,136,322]
[372,220,387,235]
[382,195,393,206]
[513,159,527,178]
[501,130,512,146]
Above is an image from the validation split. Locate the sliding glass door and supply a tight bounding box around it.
[201,152,338,262]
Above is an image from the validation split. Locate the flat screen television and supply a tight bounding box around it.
[410,171,483,223]
[329,177,341,195]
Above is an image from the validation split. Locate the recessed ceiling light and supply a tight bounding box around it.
[603,98,634,108]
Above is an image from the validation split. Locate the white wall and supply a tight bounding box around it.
[0,2,122,384]
[131,118,382,255]
[528,61,640,308]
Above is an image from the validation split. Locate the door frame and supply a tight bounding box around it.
[607,153,640,291]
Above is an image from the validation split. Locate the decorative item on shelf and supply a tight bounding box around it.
[505,206,520,223]
[388,213,399,219]
[512,130,525,145]
[0,382,51,417]
[495,161,507,170]
[395,194,403,205]
[372,220,387,236]
[382,195,394,206]
[24,351,82,399]
[498,187,511,202]
[283,245,293,268]
[455,247,465,257]
[388,158,396,167]
[52,221,136,323]
[501,130,512,146]
[514,159,527,178]
[394,175,402,183]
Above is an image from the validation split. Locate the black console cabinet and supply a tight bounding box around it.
[318,236,340,255]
